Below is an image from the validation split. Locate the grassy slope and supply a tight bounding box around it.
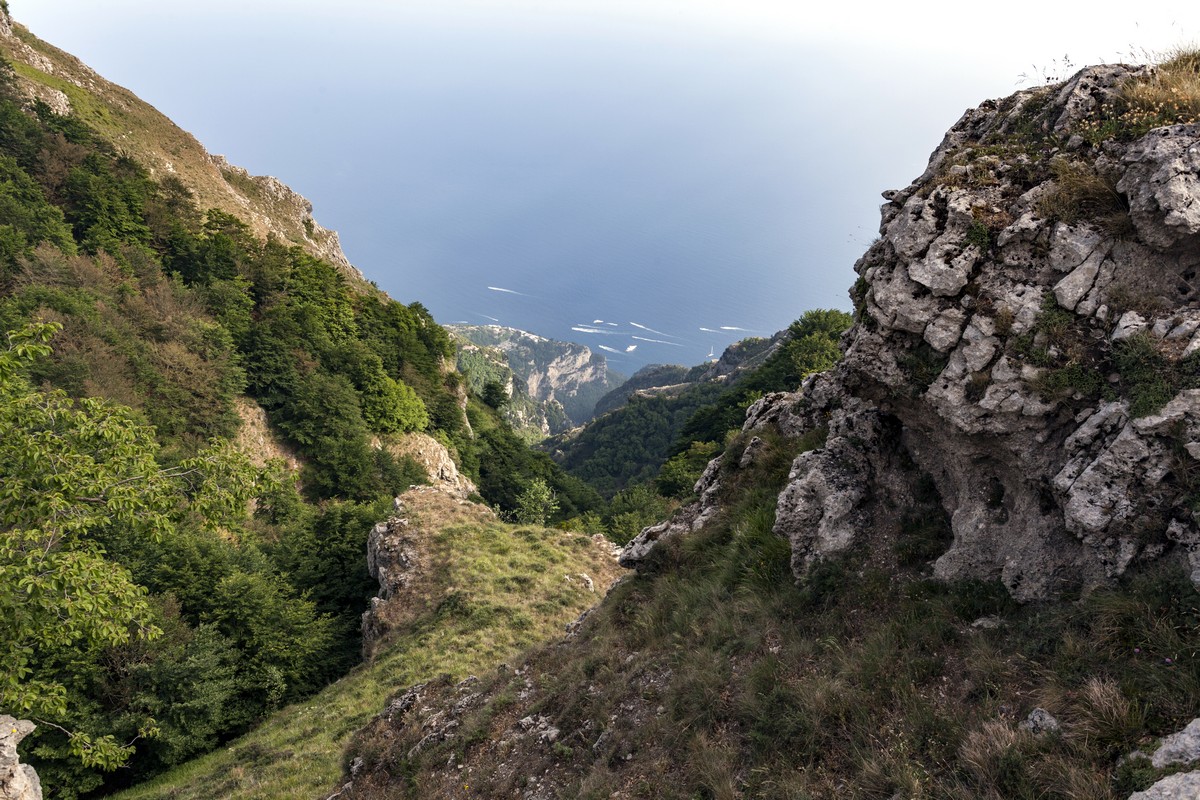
[109,489,624,800]
[341,429,1200,800]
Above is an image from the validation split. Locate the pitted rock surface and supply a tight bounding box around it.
[768,65,1200,600]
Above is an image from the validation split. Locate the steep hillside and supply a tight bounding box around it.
[0,12,358,282]
[334,56,1200,799]
[0,11,606,798]
[449,324,624,434]
[109,485,623,800]
[589,333,779,420]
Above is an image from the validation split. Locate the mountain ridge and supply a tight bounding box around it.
[0,12,361,284]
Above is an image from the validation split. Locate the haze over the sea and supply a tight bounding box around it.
[16,1,1200,368]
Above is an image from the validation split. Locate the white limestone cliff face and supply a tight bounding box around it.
[450,325,620,433]
[627,65,1200,602]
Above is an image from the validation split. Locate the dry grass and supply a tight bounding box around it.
[1122,48,1200,125]
[1072,47,1200,144]
[1036,158,1132,235]
[1067,677,1147,756]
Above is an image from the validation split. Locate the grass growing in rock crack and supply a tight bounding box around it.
[1036,158,1133,237]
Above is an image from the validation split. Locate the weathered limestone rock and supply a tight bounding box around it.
[1019,708,1060,736]
[1128,771,1200,800]
[773,409,881,573]
[361,514,419,657]
[619,455,723,569]
[0,717,41,800]
[1119,125,1200,252]
[384,432,477,498]
[1112,311,1149,341]
[1050,64,1152,132]
[924,307,968,352]
[1050,226,1109,311]
[360,487,496,657]
[1147,718,1200,769]
[766,64,1200,600]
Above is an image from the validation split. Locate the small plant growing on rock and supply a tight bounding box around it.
[994,306,1015,337]
[964,370,991,402]
[1114,333,1182,417]
[899,342,950,394]
[1036,158,1131,235]
[965,219,992,252]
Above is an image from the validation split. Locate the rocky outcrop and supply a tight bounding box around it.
[449,325,621,431]
[0,717,41,800]
[1125,717,1200,799]
[233,397,301,471]
[756,64,1200,600]
[382,432,477,498]
[209,156,357,277]
[361,508,421,658]
[624,66,1200,601]
[360,486,496,657]
[619,454,724,569]
[1142,717,1200,769]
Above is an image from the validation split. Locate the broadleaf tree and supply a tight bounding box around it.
[0,322,258,769]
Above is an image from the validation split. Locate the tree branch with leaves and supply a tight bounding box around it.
[0,322,260,769]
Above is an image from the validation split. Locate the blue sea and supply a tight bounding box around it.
[311,29,883,371]
[17,5,959,371]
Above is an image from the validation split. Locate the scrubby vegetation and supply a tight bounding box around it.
[0,52,598,797]
[344,423,1200,800]
[548,310,852,502]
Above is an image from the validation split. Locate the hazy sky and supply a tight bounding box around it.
[12,1,1200,369]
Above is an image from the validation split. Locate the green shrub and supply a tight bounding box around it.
[1114,333,1176,417]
